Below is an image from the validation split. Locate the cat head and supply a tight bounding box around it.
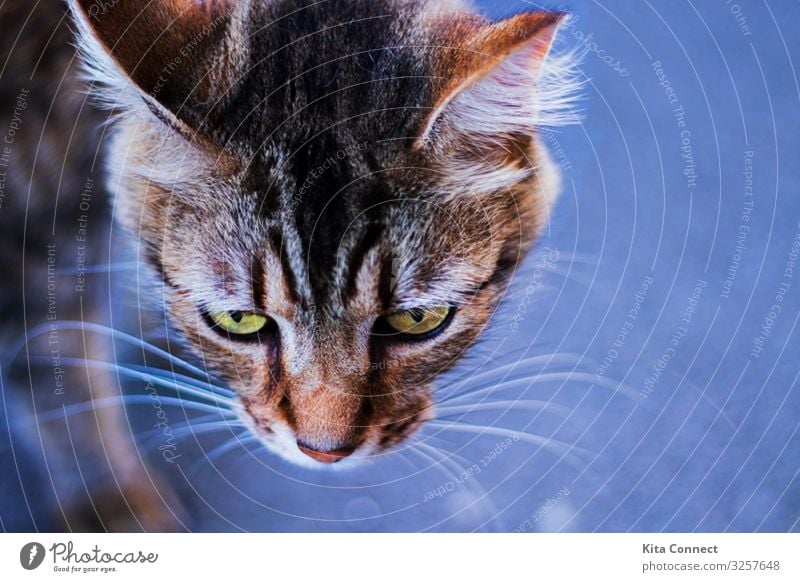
[70,0,578,467]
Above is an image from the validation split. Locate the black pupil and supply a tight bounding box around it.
[409,309,426,323]
[231,311,245,323]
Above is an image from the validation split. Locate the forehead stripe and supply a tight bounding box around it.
[269,228,302,305]
[342,222,384,307]
[251,254,266,311]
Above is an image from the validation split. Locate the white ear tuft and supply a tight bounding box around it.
[67,0,147,114]
[66,0,242,125]
[420,14,582,148]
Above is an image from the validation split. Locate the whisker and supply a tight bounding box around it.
[185,434,262,477]
[205,433,262,465]
[228,437,269,471]
[139,412,231,437]
[52,262,139,275]
[443,371,639,406]
[11,321,210,379]
[126,364,235,397]
[426,420,591,468]
[434,340,514,390]
[30,356,232,406]
[539,264,592,287]
[415,441,496,498]
[34,395,235,423]
[415,441,474,488]
[414,441,491,497]
[440,352,586,396]
[140,416,244,442]
[419,435,476,469]
[411,440,502,528]
[415,441,469,477]
[435,399,576,421]
[397,447,426,474]
[115,365,233,405]
[143,421,247,450]
[405,443,462,485]
[551,252,601,266]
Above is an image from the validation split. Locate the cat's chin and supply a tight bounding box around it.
[229,399,434,469]
[232,404,378,470]
[269,441,379,471]
[261,427,380,471]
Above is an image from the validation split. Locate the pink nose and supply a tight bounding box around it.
[297,443,355,464]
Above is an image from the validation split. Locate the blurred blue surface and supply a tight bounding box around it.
[167,0,798,532]
[2,0,799,532]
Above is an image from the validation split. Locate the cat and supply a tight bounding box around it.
[1,0,577,530]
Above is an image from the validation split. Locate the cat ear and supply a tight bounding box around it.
[69,0,244,124]
[419,12,579,185]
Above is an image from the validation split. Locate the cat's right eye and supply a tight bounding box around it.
[376,306,454,341]
[205,311,271,340]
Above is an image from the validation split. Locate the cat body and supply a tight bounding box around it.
[1,0,576,529]
[0,1,174,530]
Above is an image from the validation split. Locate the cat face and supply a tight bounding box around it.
[71,0,575,466]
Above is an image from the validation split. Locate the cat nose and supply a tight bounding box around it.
[297,442,355,464]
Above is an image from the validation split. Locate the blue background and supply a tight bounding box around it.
[2,0,799,532]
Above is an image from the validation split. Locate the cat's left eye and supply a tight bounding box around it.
[207,311,270,338]
[380,306,453,339]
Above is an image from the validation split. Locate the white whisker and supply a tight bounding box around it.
[33,356,232,406]
[127,364,235,397]
[142,420,246,448]
[435,399,575,421]
[12,321,210,379]
[440,352,586,396]
[444,371,639,406]
[206,434,262,464]
[34,395,235,423]
[405,443,462,484]
[426,420,591,468]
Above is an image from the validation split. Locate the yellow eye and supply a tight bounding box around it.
[208,311,270,336]
[383,307,452,337]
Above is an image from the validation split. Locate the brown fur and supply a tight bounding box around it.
[68,0,570,466]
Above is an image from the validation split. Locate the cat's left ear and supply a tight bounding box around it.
[418,12,578,176]
[69,0,246,126]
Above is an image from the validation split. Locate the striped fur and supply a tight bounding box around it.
[70,0,577,466]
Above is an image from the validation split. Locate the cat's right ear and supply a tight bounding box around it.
[417,11,579,193]
[69,0,247,126]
